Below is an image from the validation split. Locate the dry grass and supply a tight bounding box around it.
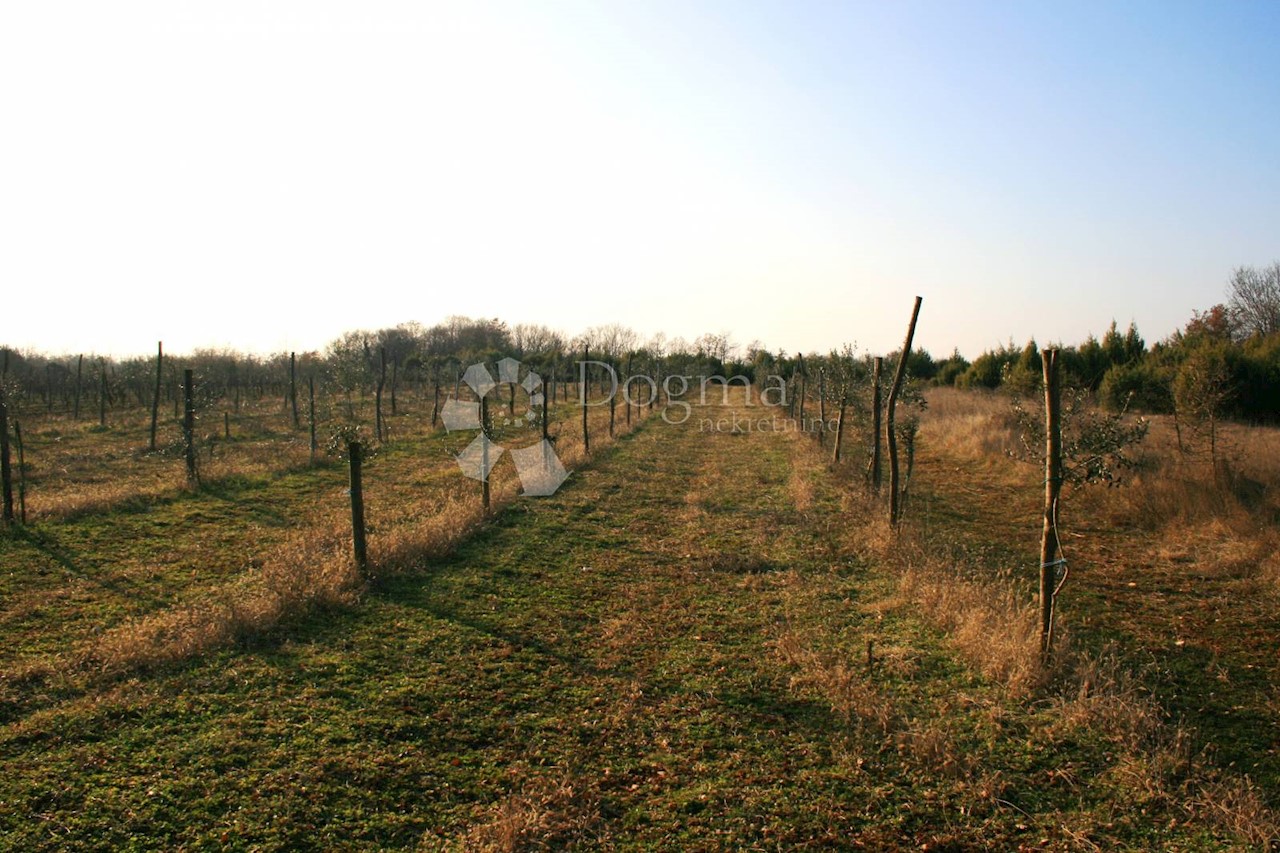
[86,524,360,674]
[903,386,1280,847]
[69,395,656,680]
[774,629,893,733]
[431,774,601,852]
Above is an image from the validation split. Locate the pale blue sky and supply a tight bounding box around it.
[3,1,1278,359]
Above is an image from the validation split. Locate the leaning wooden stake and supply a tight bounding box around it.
[149,342,163,452]
[1039,349,1064,659]
[887,296,923,526]
[348,441,368,575]
[183,368,198,485]
[870,356,883,491]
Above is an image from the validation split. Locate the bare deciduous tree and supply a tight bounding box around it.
[1226,262,1280,340]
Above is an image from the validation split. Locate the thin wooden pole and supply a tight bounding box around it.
[150,342,163,452]
[376,348,387,442]
[581,345,590,454]
[13,420,25,525]
[308,376,318,463]
[608,358,616,438]
[542,373,550,443]
[1039,349,1063,658]
[481,395,491,513]
[871,357,883,491]
[290,352,300,429]
[818,368,826,445]
[832,395,846,463]
[73,354,83,421]
[887,296,923,526]
[431,362,441,427]
[0,391,12,525]
[348,441,368,575]
[99,364,108,427]
[183,368,198,485]
[625,355,633,427]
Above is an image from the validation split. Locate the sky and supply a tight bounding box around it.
[3,1,1279,360]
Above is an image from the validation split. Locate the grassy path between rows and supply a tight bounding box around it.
[0,401,1244,849]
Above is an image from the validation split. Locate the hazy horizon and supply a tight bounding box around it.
[4,2,1277,362]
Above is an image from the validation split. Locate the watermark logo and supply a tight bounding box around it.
[441,358,569,496]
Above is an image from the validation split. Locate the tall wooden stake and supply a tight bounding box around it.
[183,368,198,485]
[348,441,368,575]
[581,345,590,454]
[832,395,846,463]
[376,348,387,442]
[0,391,12,526]
[13,420,25,525]
[289,352,300,429]
[481,395,491,513]
[308,376,318,463]
[887,296,922,526]
[1039,349,1063,658]
[99,364,108,427]
[431,362,441,427]
[150,342,163,452]
[73,354,83,420]
[817,368,826,445]
[871,356,883,491]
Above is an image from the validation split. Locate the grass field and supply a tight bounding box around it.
[1,386,1277,849]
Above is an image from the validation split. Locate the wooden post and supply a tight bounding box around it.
[348,441,368,575]
[480,395,491,513]
[99,364,108,427]
[183,368,198,485]
[796,355,806,426]
[150,342,163,451]
[0,391,12,526]
[73,354,84,421]
[289,352,300,429]
[581,345,590,454]
[13,420,25,525]
[1039,349,1063,658]
[608,359,616,438]
[817,368,826,445]
[308,377,318,463]
[375,348,386,442]
[541,374,550,443]
[871,356,883,491]
[832,395,846,463]
[887,296,922,526]
[431,362,441,427]
[625,355,633,427]
[390,357,398,416]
